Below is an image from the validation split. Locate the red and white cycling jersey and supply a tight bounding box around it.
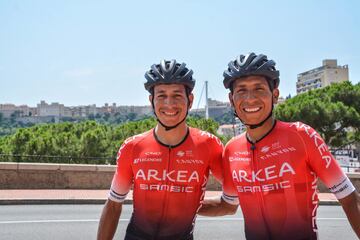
[222,121,355,240]
[109,127,223,240]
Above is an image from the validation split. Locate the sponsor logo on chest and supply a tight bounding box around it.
[133,151,163,164]
[175,150,204,165]
[229,151,251,162]
[136,169,200,183]
[136,169,201,193]
[232,162,295,183]
[232,162,296,193]
[259,146,297,160]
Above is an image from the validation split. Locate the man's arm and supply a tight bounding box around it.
[97,199,123,240]
[338,190,360,238]
[198,196,238,217]
[295,124,359,237]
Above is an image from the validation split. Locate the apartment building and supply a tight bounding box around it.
[296,59,349,94]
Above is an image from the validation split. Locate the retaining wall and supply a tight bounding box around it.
[0,162,359,192]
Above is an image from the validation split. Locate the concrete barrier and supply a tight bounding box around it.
[1,162,359,192]
[0,162,114,189]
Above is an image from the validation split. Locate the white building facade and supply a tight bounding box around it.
[296,59,349,94]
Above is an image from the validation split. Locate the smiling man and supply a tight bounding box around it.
[198,53,360,240]
[97,60,224,240]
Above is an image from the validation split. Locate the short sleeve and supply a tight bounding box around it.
[221,145,239,205]
[208,136,224,183]
[108,138,134,203]
[295,122,355,199]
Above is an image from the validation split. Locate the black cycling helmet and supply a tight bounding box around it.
[223,53,280,90]
[144,59,195,94]
[144,59,195,131]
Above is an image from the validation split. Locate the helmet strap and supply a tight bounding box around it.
[247,103,274,129]
[232,97,274,130]
[151,92,190,131]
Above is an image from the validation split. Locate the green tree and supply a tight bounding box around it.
[0,116,229,163]
[275,82,360,148]
[103,113,111,121]
[88,113,95,120]
[9,128,33,155]
[186,116,219,135]
[79,128,107,162]
[126,112,137,121]
[214,111,236,125]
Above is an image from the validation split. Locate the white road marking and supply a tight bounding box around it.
[0,217,348,224]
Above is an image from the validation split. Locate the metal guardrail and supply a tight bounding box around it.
[340,165,360,173]
[0,154,359,172]
[0,154,115,165]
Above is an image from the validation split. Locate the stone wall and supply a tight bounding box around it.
[0,163,114,189]
[1,162,359,192]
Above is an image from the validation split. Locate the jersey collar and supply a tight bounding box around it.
[246,120,277,145]
[153,127,190,148]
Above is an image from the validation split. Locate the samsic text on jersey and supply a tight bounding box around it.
[222,121,355,240]
[109,127,223,240]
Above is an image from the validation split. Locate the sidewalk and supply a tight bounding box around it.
[0,189,339,205]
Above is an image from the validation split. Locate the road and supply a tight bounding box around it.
[0,205,357,239]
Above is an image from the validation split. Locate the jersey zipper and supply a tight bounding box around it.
[155,146,172,239]
[251,143,271,240]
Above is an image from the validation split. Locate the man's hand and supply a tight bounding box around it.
[198,196,238,217]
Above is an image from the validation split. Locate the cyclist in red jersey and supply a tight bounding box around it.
[97,60,224,240]
[198,53,360,239]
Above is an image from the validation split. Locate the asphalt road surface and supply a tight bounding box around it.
[0,204,357,240]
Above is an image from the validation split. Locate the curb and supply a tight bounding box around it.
[0,199,133,205]
[318,200,339,206]
[0,199,339,206]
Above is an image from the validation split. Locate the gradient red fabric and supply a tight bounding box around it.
[222,121,355,240]
[109,127,223,239]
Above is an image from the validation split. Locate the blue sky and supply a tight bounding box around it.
[0,0,359,107]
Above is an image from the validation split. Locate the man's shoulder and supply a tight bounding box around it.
[189,127,223,146]
[280,121,316,135]
[225,132,246,149]
[276,121,322,146]
[122,129,153,148]
[116,130,154,161]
